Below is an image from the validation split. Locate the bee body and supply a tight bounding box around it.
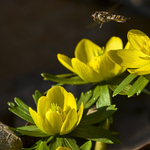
[92,11,130,28]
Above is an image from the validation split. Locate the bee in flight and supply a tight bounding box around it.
[91,11,130,28]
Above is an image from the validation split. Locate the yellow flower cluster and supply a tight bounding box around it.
[29,29,149,140]
[58,29,150,79]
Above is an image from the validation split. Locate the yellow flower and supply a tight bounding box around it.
[108,29,150,75]
[29,86,83,136]
[56,147,71,150]
[57,38,126,83]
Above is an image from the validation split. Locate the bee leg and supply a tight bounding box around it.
[99,22,103,28]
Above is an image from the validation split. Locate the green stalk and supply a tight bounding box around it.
[94,119,110,150]
[94,141,107,150]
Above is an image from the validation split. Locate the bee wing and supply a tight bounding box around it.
[107,2,122,13]
[86,22,98,29]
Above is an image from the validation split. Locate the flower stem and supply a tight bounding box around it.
[94,141,107,150]
[94,119,110,150]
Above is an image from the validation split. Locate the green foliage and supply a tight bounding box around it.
[32,90,43,105]
[77,89,99,112]
[68,105,120,144]
[41,73,88,85]
[80,141,92,150]
[80,105,117,126]
[9,125,48,137]
[62,138,80,150]
[91,84,111,108]
[38,142,49,150]
[127,75,150,97]
[107,72,134,95]
[111,74,150,97]
[110,74,137,96]
[42,71,150,99]
[70,125,120,144]
[8,98,34,124]
[48,137,63,150]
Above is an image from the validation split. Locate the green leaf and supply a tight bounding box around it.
[108,72,132,95]
[41,73,88,84]
[9,125,49,137]
[62,138,80,150]
[128,75,150,97]
[39,142,49,150]
[109,83,132,95]
[112,74,138,96]
[49,137,63,150]
[70,125,121,144]
[32,90,43,105]
[77,90,92,110]
[56,73,75,78]
[8,98,34,123]
[80,141,92,150]
[54,74,77,86]
[84,95,99,109]
[77,89,99,116]
[93,84,111,108]
[79,105,117,126]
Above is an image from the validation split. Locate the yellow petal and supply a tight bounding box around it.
[128,29,149,50]
[46,86,77,113]
[98,54,125,79]
[72,58,103,82]
[29,107,51,135]
[77,102,84,125]
[124,41,133,49]
[56,147,71,150]
[60,109,78,135]
[45,110,63,135]
[75,39,103,63]
[57,54,76,73]
[63,92,77,113]
[128,63,150,75]
[105,36,123,52]
[108,49,150,68]
[37,96,50,118]
[46,86,65,109]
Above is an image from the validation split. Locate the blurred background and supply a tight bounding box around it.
[1,0,150,149]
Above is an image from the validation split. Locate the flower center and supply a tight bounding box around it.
[87,47,105,73]
[50,103,66,122]
[87,56,101,73]
[51,103,58,111]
